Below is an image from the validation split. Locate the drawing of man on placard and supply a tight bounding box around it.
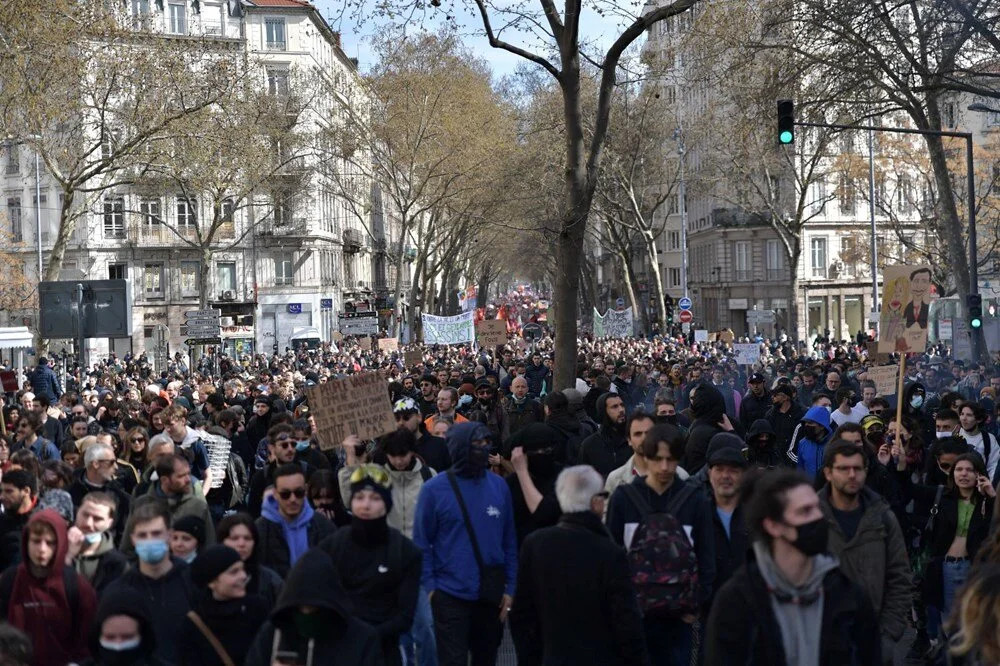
[904,267,932,329]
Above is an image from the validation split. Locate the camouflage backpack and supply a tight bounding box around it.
[622,482,699,618]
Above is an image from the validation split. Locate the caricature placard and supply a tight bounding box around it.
[878,265,935,353]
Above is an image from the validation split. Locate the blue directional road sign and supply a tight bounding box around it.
[679,297,692,311]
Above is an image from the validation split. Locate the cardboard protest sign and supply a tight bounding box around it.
[866,342,891,365]
[719,330,735,343]
[359,336,372,349]
[868,365,899,397]
[422,312,475,344]
[879,264,935,353]
[476,320,507,347]
[404,349,423,367]
[694,329,709,343]
[734,343,760,366]
[377,337,398,352]
[332,331,344,343]
[306,373,396,450]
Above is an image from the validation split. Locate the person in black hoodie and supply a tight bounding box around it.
[743,419,785,470]
[86,588,162,666]
[683,384,729,475]
[177,545,270,666]
[244,548,382,666]
[578,393,630,478]
[243,396,273,468]
[506,423,564,546]
[318,465,422,666]
[543,391,587,464]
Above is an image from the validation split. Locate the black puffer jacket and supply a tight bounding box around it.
[743,419,785,470]
[244,549,382,666]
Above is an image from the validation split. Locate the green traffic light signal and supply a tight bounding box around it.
[777,99,795,145]
[779,130,794,144]
[972,317,983,329]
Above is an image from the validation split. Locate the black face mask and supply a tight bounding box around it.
[787,516,828,556]
[457,443,490,477]
[99,646,146,666]
[656,414,678,425]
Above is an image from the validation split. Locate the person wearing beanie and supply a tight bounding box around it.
[170,515,205,564]
[506,422,564,546]
[706,437,750,597]
[318,465,422,666]
[177,545,269,666]
[683,384,730,475]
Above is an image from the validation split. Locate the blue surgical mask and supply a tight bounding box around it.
[100,637,142,652]
[83,532,103,546]
[179,551,197,564]
[134,538,169,564]
[910,395,924,409]
[295,440,311,452]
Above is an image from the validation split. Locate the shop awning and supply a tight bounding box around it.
[0,327,33,350]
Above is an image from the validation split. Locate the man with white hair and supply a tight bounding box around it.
[68,442,132,540]
[510,465,648,665]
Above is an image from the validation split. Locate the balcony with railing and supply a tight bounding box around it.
[343,227,363,253]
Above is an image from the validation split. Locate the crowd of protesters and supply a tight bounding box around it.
[0,318,999,666]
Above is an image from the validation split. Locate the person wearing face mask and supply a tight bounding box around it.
[413,422,518,666]
[705,470,881,665]
[103,501,196,666]
[786,406,832,483]
[244,549,382,666]
[68,492,127,595]
[743,419,784,470]
[507,423,565,546]
[86,588,160,666]
[467,379,510,444]
[290,418,331,471]
[319,465,423,666]
[176,545,269,666]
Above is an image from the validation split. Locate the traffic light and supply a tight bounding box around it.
[777,99,795,144]
[967,293,983,329]
[666,303,674,324]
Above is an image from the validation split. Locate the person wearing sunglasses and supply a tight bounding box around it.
[247,424,316,518]
[319,464,422,666]
[256,464,334,579]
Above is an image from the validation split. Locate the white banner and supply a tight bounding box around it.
[593,307,634,338]
[422,311,475,345]
[734,343,761,366]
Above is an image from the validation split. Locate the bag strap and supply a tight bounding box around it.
[924,485,945,535]
[621,483,653,519]
[446,472,486,575]
[666,482,697,518]
[186,610,236,666]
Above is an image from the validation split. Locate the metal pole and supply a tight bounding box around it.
[967,136,979,360]
[867,129,879,330]
[677,131,689,299]
[34,149,42,279]
[75,283,86,373]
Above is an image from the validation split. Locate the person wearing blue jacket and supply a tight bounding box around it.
[28,357,61,403]
[412,422,518,666]
[788,405,832,482]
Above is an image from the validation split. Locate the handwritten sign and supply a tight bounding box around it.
[477,320,507,347]
[307,373,396,450]
[359,336,372,349]
[868,364,899,397]
[404,349,423,367]
[332,331,344,343]
[378,337,398,352]
[734,343,760,366]
[694,329,708,343]
[422,311,475,344]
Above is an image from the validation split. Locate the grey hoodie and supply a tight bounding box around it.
[752,540,839,666]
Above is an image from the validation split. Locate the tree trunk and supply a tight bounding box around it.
[392,231,407,338]
[199,247,212,309]
[788,243,802,342]
[35,188,78,356]
[619,250,646,335]
[921,125,986,360]
[645,237,667,332]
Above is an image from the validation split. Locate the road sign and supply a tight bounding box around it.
[615,297,625,309]
[288,303,302,314]
[678,297,692,311]
[181,326,222,336]
[184,317,220,326]
[186,337,222,346]
[185,309,221,318]
[679,310,693,324]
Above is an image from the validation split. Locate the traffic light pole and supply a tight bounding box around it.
[795,119,979,360]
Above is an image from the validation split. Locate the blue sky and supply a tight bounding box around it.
[315,1,639,78]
